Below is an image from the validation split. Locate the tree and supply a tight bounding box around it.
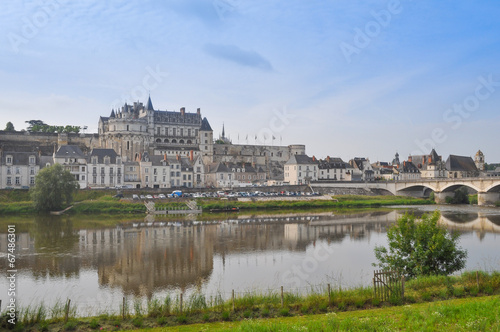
[4,122,15,131]
[445,187,470,204]
[374,211,467,279]
[30,164,79,212]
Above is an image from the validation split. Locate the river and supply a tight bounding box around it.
[0,205,499,316]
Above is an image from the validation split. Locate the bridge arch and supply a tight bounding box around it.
[395,183,438,198]
[439,182,481,193]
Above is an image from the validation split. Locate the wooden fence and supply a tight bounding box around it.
[373,270,404,301]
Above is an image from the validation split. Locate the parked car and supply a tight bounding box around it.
[113,193,124,198]
[132,194,139,200]
[145,194,154,199]
[158,194,166,199]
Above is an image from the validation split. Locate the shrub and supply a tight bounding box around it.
[374,211,467,279]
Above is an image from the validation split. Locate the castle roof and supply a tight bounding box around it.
[200,117,213,131]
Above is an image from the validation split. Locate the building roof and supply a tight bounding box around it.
[1,151,39,165]
[200,117,213,131]
[55,145,85,159]
[318,157,347,169]
[285,154,317,165]
[399,161,420,173]
[446,155,478,172]
[88,148,119,163]
[206,162,231,173]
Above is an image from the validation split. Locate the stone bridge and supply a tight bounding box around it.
[312,177,500,206]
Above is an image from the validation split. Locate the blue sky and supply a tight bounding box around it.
[1,0,500,162]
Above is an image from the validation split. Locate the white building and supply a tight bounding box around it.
[284,154,318,185]
[0,151,40,189]
[53,145,88,189]
[88,148,124,188]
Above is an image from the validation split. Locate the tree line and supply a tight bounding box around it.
[3,120,81,133]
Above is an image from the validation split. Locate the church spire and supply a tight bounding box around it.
[222,123,225,138]
[146,94,154,111]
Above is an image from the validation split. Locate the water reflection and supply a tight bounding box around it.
[0,207,499,313]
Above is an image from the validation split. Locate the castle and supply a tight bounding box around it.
[0,96,305,189]
[97,96,305,176]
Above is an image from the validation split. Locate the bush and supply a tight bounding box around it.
[374,211,467,279]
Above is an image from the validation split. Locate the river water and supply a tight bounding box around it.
[0,205,499,316]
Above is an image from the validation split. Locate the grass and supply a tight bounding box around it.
[125,296,500,331]
[2,272,499,331]
[0,190,433,216]
[198,195,433,211]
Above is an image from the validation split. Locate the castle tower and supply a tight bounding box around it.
[199,117,214,164]
[475,150,485,171]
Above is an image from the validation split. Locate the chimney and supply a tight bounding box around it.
[428,156,432,163]
[176,154,180,161]
[408,156,412,162]
[180,107,185,116]
[327,156,330,162]
[312,155,316,161]
[164,153,167,161]
[189,150,194,162]
[197,108,201,115]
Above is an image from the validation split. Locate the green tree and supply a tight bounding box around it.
[446,187,470,204]
[374,211,467,279]
[30,164,79,212]
[4,121,15,131]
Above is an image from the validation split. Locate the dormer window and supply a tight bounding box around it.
[104,156,110,165]
[6,155,13,164]
[29,156,36,165]
[92,157,98,165]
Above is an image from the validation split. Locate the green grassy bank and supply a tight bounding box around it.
[0,191,434,216]
[2,271,499,331]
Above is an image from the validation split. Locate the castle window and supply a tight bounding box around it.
[179,139,184,144]
[6,156,12,164]
[187,140,192,144]
[6,177,11,185]
[30,177,35,185]
[164,139,169,143]
[156,138,161,143]
[172,139,177,143]
[188,129,191,136]
[180,128,184,136]
[15,177,20,185]
[29,156,35,164]
[127,125,129,131]
[127,141,130,150]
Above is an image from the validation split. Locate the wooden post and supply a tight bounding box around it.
[328,284,331,304]
[122,297,125,319]
[476,271,480,290]
[180,293,183,314]
[401,275,405,299]
[64,299,71,323]
[232,289,235,311]
[281,286,284,308]
[373,277,376,299]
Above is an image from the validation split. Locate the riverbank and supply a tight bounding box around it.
[0,192,435,216]
[2,272,499,331]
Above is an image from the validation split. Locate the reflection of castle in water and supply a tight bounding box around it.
[1,209,499,296]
